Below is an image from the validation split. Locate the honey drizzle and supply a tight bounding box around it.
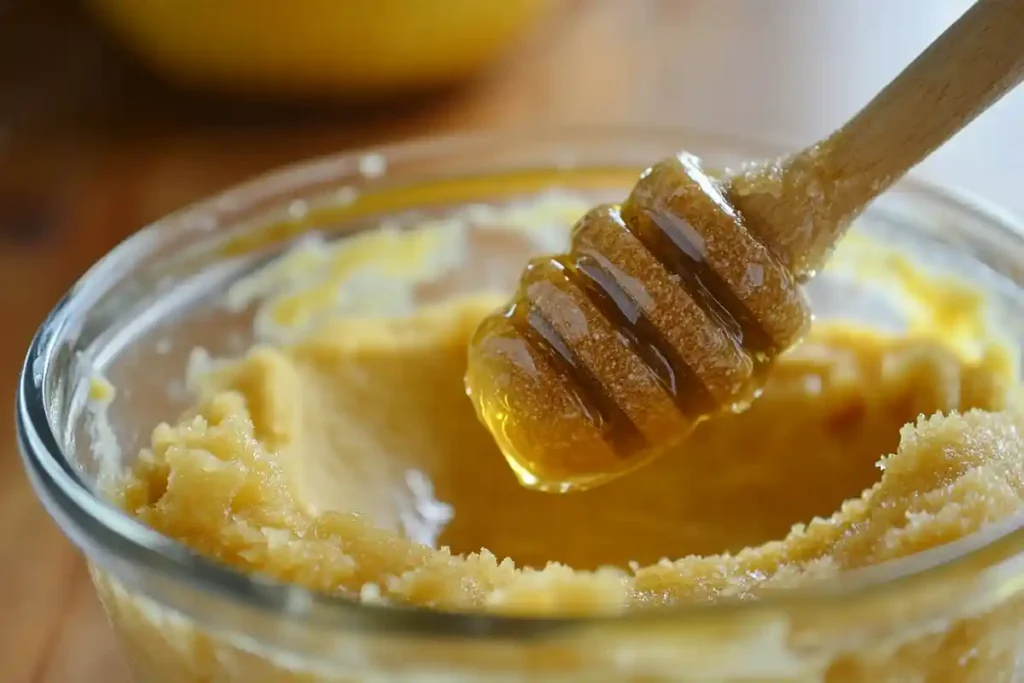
[552,253,715,419]
[503,193,782,456]
[507,301,646,455]
[628,204,777,358]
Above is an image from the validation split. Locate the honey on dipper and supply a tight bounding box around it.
[466,0,1024,492]
[465,155,810,491]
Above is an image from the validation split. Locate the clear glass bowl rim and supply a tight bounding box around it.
[17,124,1024,639]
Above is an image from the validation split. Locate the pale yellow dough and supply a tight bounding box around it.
[97,196,1024,682]
[112,293,1023,617]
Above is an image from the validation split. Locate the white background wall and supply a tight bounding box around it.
[655,0,1022,213]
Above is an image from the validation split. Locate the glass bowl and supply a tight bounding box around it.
[17,127,1024,682]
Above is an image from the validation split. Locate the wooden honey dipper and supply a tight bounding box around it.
[465,0,1024,493]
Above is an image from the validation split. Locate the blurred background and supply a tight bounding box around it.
[1,1,1021,680]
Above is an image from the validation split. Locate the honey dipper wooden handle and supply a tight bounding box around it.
[729,0,1024,279]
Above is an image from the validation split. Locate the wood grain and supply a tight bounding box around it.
[730,0,1024,278]
[0,1,638,680]
[0,1,1018,681]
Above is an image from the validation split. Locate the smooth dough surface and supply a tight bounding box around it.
[113,292,1024,617]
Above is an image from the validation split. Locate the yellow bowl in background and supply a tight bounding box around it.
[86,0,559,100]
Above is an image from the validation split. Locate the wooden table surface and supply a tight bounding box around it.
[2,1,1021,681]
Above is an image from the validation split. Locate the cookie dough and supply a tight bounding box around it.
[101,195,1024,680]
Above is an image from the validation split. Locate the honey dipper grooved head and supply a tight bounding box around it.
[466,153,810,493]
[470,0,1024,491]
